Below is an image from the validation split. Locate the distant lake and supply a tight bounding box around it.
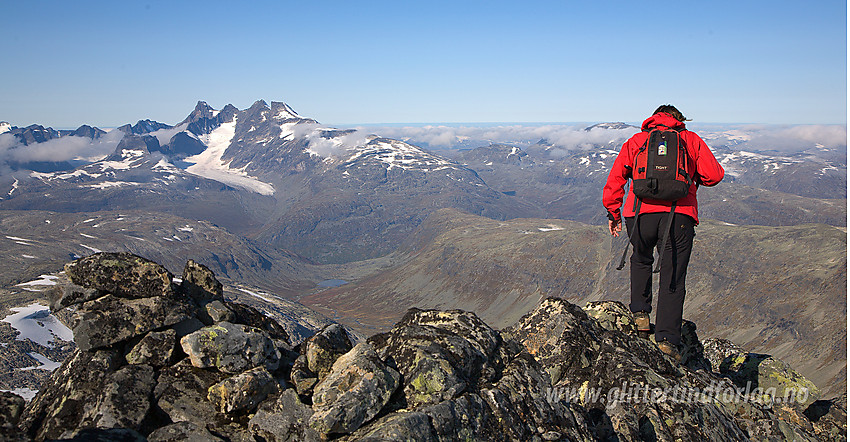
[317,279,348,288]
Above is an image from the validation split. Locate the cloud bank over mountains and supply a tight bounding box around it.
[0,130,124,172]
[356,123,847,153]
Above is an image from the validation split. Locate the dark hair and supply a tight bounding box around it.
[653,104,690,122]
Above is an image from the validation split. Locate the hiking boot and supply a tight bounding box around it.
[633,312,651,332]
[657,340,682,364]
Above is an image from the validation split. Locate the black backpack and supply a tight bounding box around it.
[616,126,692,272]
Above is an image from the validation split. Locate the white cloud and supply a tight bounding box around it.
[0,130,124,171]
[353,124,639,151]
[294,123,372,158]
[356,123,847,154]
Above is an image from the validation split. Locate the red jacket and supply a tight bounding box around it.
[602,112,724,224]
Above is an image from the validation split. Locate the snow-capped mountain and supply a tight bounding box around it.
[1,100,531,263]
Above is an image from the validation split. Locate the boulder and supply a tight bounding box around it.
[203,300,235,324]
[78,364,155,431]
[0,391,26,441]
[480,352,591,441]
[249,389,321,442]
[147,421,225,442]
[310,342,401,436]
[207,366,278,414]
[64,252,173,299]
[290,355,319,396]
[504,297,605,386]
[73,293,192,351]
[180,321,280,373]
[47,283,100,311]
[18,348,122,441]
[153,359,248,440]
[350,411,438,441]
[583,300,637,335]
[125,329,176,367]
[370,308,500,408]
[181,259,224,305]
[305,324,353,379]
[702,338,821,407]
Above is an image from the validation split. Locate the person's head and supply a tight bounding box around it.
[653,104,690,122]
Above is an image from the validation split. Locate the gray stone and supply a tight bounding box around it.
[73,293,192,351]
[64,252,174,299]
[18,348,122,441]
[305,323,353,379]
[207,366,278,414]
[310,342,401,435]
[369,308,499,408]
[291,354,319,396]
[249,389,321,442]
[153,359,246,440]
[147,421,225,442]
[181,259,224,305]
[583,300,637,335]
[55,428,147,441]
[180,321,280,373]
[352,411,438,441]
[0,391,26,440]
[80,364,155,431]
[125,329,176,367]
[204,300,234,323]
[47,283,100,311]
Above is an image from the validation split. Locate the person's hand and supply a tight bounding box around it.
[608,219,622,237]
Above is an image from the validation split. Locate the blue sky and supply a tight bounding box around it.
[1,0,846,127]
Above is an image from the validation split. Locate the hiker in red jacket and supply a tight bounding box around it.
[602,104,724,362]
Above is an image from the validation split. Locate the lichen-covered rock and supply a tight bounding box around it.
[147,421,226,442]
[153,359,250,441]
[419,393,492,441]
[203,300,235,324]
[504,297,605,386]
[181,259,224,305]
[249,388,321,442]
[583,300,637,335]
[703,338,821,407]
[207,366,278,414]
[180,321,281,373]
[73,292,192,352]
[47,282,100,311]
[370,308,500,408]
[125,329,176,367]
[305,324,353,379]
[227,301,292,344]
[291,354,319,396]
[310,342,401,436]
[0,391,26,441]
[64,252,174,299]
[480,351,592,441]
[52,428,147,441]
[19,348,121,441]
[350,411,438,441]
[78,364,154,431]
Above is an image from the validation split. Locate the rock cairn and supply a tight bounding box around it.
[1,253,845,441]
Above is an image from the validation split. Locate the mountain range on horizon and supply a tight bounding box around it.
[0,99,845,411]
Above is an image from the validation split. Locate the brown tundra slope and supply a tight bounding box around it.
[301,208,847,397]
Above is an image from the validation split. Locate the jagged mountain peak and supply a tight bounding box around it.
[0,121,10,134]
[270,101,300,120]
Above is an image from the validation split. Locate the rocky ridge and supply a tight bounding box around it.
[1,253,845,441]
